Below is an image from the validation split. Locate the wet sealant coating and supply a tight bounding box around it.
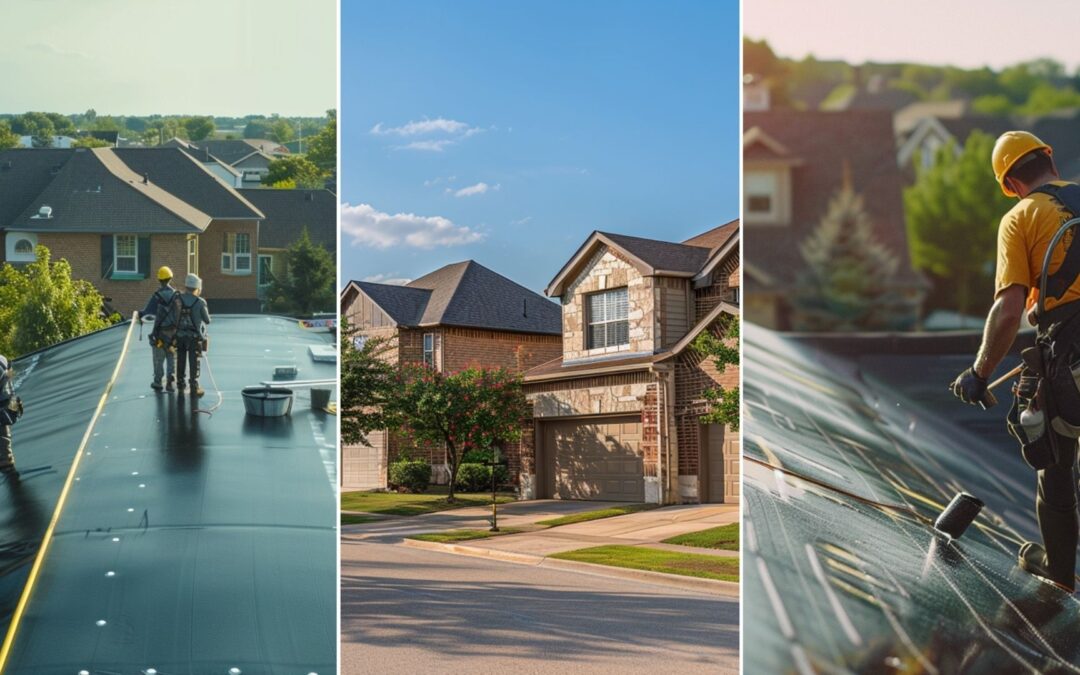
[744,324,1080,674]
[3,316,337,673]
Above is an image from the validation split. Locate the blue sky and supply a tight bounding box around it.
[340,0,740,293]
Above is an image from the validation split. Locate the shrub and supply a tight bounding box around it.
[389,456,431,493]
[455,449,510,493]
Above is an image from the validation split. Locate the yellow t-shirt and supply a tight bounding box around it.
[996,181,1080,312]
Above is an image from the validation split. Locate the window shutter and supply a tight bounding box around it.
[100,235,113,278]
[137,236,151,278]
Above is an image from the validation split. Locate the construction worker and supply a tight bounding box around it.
[950,130,1080,591]
[0,355,24,474]
[173,273,211,397]
[142,266,179,392]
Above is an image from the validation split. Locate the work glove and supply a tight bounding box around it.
[15,397,23,419]
[950,366,991,406]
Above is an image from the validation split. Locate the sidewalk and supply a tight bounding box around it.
[399,502,740,595]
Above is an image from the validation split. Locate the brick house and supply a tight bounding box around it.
[519,222,740,504]
[340,260,563,490]
[239,188,336,301]
[0,147,265,314]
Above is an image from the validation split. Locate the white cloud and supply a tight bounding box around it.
[453,182,500,198]
[362,274,412,286]
[341,203,484,249]
[398,139,455,152]
[424,175,456,187]
[370,118,480,137]
[511,216,533,226]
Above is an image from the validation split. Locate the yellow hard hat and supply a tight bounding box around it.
[157,266,173,281]
[993,131,1052,197]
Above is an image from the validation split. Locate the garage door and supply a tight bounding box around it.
[543,416,644,502]
[341,430,387,491]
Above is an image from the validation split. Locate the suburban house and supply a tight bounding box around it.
[0,146,268,314]
[340,261,563,490]
[239,188,336,299]
[743,109,926,329]
[17,135,77,149]
[163,138,287,186]
[518,222,740,505]
[166,138,244,187]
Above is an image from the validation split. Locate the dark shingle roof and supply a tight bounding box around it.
[196,139,281,165]
[11,148,208,234]
[112,148,262,220]
[599,232,711,274]
[0,149,74,227]
[744,110,922,289]
[238,189,335,252]
[354,261,561,335]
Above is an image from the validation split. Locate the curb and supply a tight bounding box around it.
[401,538,739,597]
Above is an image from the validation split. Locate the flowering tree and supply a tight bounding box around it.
[386,365,525,500]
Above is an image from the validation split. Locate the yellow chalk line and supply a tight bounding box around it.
[0,312,137,671]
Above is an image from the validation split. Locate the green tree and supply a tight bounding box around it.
[340,327,397,447]
[183,116,215,141]
[269,118,295,143]
[1020,83,1080,115]
[0,246,113,357]
[693,316,740,432]
[305,110,336,171]
[0,121,17,150]
[384,365,525,500]
[72,135,111,149]
[265,228,334,316]
[792,183,911,330]
[243,118,271,139]
[265,155,326,189]
[972,94,1014,116]
[904,131,1013,318]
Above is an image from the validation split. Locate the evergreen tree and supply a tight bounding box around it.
[265,228,334,316]
[792,183,909,330]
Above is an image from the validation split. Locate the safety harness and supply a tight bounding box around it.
[1008,183,1080,468]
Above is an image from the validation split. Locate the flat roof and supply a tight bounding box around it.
[0,316,336,671]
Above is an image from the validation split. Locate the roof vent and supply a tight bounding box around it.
[49,164,62,175]
[142,173,149,184]
[305,192,314,201]
[523,298,528,318]
[34,205,53,219]
[1,160,11,171]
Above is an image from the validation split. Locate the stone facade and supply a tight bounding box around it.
[561,248,656,361]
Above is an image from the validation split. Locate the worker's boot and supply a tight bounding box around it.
[150,378,162,391]
[165,376,176,393]
[175,379,186,393]
[1019,541,1075,592]
[191,380,204,397]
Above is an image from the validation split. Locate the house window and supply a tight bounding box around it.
[423,333,436,368]
[187,235,198,275]
[258,254,273,286]
[13,239,32,255]
[221,233,252,274]
[586,287,629,350]
[745,171,777,216]
[114,235,138,273]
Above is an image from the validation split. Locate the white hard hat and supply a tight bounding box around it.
[185,273,202,290]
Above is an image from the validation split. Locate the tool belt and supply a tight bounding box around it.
[0,396,24,426]
[1009,304,1080,469]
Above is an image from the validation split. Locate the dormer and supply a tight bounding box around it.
[743,126,802,226]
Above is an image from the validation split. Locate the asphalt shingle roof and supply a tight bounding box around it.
[112,148,262,220]
[238,188,335,252]
[353,261,561,335]
[599,232,712,274]
[0,148,74,227]
[10,148,209,234]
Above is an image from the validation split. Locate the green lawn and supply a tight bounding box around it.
[663,524,739,551]
[340,514,381,525]
[341,487,516,517]
[552,545,739,582]
[536,503,659,527]
[409,528,523,543]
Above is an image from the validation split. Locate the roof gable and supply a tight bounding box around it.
[238,189,335,251]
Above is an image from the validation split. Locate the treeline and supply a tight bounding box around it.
[746,38,1080,116]
[0,110,331,148]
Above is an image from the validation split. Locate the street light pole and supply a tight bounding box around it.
[488,446,503,532]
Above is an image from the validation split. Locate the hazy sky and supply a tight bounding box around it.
[746,0,1080,70]
[340,0,740,293]
[1,0,336,116]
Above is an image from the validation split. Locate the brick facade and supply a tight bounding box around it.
[198,220,260,305]
[40,232,189,316]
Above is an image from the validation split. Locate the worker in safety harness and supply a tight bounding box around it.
[173,273,210,397]
[0,355,24,474]
[141,266,179,392]
[950,130,1080,592]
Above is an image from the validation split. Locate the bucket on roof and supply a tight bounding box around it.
[241,386,294,417]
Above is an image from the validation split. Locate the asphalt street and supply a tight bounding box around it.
[341,531,739,674]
